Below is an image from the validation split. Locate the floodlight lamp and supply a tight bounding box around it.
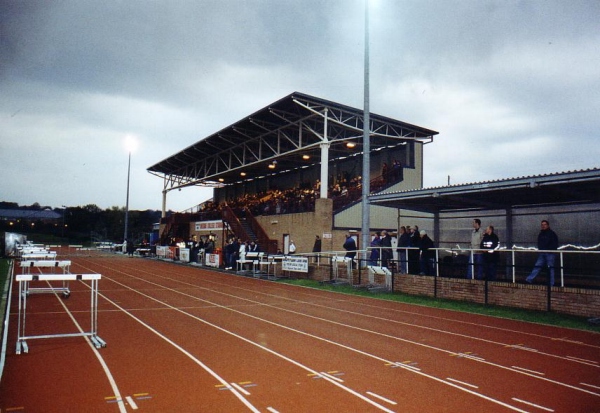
[346,142,356,148]
[124,134,139,153]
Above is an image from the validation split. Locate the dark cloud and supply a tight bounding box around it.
[1,0,598,210]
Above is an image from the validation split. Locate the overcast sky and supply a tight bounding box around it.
[2,0,598,212]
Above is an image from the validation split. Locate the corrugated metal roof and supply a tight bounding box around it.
[0,209,62,220]
[370,168,600,212]
[147,91,439,190]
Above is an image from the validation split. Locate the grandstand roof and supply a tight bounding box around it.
[147,91,438,190]
[0,209,62,220]
[370,168,600,213]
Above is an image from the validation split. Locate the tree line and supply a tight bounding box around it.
[0,202,164,245]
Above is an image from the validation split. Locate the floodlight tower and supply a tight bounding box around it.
[361,0,371,255]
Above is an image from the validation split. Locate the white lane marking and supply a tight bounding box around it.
[446,377,479,389]
[95,280,395,413]
[512,397,555,412]
[230,382,251,396]
[125,396,138,410]
[567,355,598,365]
[581,382,600,390]
[51,283,127,413]
[320,371,344,383]
[511,365,545,376]
[94,294,262,413]
[366,391,397,405]
[97,275,527,413]
[84,260,600,412]
[266,408,280,413]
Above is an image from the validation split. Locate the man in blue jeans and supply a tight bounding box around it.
[526,220,559,286]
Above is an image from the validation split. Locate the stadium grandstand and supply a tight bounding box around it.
[147,91,438,253]
[147,91,600,298]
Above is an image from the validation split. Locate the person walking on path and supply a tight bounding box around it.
[526,220,559,286]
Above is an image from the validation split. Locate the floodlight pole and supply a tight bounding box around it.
[361,0,371,255]
[123,151,131,243]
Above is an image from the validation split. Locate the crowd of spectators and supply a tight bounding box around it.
[192,162,404,219]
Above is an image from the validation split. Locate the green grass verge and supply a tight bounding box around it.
[278,279,599,332]
[0,259,8,296]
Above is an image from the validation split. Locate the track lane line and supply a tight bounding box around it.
[83,263,536,412]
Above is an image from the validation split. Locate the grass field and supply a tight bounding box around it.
[279,278,600,332]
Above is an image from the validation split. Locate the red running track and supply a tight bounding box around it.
[1,254,599,412]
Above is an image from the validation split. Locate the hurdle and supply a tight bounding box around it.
[19,260,72,298]
[367,266,392,290]
[20,252,57,261]
[15,273,105,354]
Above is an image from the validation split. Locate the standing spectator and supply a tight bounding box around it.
[408,226,421,274]
[467,219,485,279]
[419,230,435,275]
[526,220,559,286]
[126,239,135,257]
[480,226,500,280]
[397,226,410,274]
[369,232,381,266]
[381,162,389,183]
[392,159,403,182]
[224,238,234,270]
[343,234,357,263]
[288,240,296,254]
[238,239,247,263]
[248,240,260,253]
[380,230,392,268]
[312,235,322,263]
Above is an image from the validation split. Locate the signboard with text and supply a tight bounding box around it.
[282,256,309,273]
[195,220,224,231]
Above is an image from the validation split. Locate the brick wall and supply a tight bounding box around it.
[301,266,600,318]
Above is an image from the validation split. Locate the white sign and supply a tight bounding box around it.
[282,256,309,273]
[205,253,220,268]
[156,246,169,259]
[179,248,190,263]
[195,220,224,231]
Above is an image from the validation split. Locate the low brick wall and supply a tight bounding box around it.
[302,265,600,318]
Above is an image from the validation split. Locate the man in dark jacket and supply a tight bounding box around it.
[397,226,411,274]
[343,234,357,261]
[380,230,392,268]
[419,230,435,275]
[526,220,559,285]
[480,225,500,280]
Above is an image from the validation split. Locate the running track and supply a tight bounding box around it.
[1,254,599,412]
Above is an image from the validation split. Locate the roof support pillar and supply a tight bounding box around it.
[319,108,330,199]
[161,189,167,218]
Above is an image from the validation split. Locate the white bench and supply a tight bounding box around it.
[236,252,262,274]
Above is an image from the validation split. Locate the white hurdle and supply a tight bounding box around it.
[19,260,72,297]
[15,273,105,354]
